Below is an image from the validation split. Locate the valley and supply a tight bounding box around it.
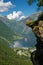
[0,12,42,65]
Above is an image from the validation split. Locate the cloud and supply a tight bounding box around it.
[7,11,22,20]
[19,16,26,20]
[7,11,26,20]
[0,0,13,12]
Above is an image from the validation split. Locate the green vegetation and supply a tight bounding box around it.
[13,35,23,40]
[0,20,23,42]
[26,20,35,27]
[0,21,14,43]
[28,0,43,7]
[0,38,33,65]
[0,20,33,65]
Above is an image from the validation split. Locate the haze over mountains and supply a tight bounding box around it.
[0,11,42,47]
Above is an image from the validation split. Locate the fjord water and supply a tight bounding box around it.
[13,30,36,48]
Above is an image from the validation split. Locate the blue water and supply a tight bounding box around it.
[13,31,37,48]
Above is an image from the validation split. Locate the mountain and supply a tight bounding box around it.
[0,15,33,65]
[0,18,16,44]
[8,11,42,35]
[26,11,42,21]
[0,11,42,47]
[7,12,42,47]
[8,19,36,47]
[0,16,23,41]
[0,12,42,65]
[0,16,10,27]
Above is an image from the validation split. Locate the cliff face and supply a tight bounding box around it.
[26,12,43,42]
[33,20,43,41]
[26,13,43,65]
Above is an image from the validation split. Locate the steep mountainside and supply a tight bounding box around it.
[8,11,42,35]
[0,12,42,47]
[0,16,32,65]
[0,20,14,43]
[6,12,42,47]
[26,12,43,65]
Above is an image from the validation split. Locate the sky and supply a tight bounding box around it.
[0,0,38,20]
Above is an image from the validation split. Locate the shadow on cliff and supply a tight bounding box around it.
[26,12,43,65]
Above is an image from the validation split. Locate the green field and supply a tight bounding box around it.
[0,38,33,65]
[0,20,33,65]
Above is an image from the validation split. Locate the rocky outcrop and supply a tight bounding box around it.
[26,12,43,65]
